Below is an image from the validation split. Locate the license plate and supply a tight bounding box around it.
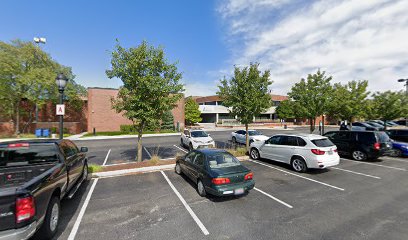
[328,150,333,155]
[234,188,244,195]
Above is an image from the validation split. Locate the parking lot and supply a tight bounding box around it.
[49,153,408,240]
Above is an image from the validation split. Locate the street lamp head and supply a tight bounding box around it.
[55,73,68,92]
[33,37,46,44]
[398,79,407,82]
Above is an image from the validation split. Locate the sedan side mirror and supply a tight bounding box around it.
[80,147,88,153]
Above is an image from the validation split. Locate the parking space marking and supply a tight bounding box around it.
[102,149,111,166]
[254,187,293,208]
[160,171,209,235]
[173,144,188,153]
[143,146,152,159]
[248,160,345,191]
[68,179,99,240]
[341,158,407,171]
[380,156,408,163]
[330,167,381,179]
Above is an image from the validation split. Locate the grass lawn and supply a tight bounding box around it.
[81,130,178,137]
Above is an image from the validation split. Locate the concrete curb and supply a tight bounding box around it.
[91,155,250,178]
[92,164,176,178]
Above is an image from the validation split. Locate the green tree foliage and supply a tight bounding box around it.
[161,111,174,130]
[370,91,408,129]
[217,63,272,150]
[106,40,184,162]
[328,80,370,127]
[0,40,85,135]
[276,100,296,119]
[185,97,202,126]
[288,70,333,133]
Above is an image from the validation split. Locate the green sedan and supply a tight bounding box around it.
[175,149,255,197]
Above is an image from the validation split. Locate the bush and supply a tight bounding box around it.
[161,111,174,130]
[88,164,103,173]
[49,127,69,134]
[120,125,136,133]
[149,155,160,165]
[227,147,248,157]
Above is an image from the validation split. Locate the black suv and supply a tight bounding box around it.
[324,131,393,160]
[386,129,408,143]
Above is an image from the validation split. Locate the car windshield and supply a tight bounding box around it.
[191,131,208,138]
[311,138,335,147]
[207,152,241,169]
[248,130,262,136]
[376,132,391,143]
[0,144,59,167]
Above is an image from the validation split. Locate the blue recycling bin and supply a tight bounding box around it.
[42,129,50,137]
[35,129,42,138]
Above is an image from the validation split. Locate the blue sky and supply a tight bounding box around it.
[2,0,408,96]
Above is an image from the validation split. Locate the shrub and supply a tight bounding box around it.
[150,155,160,165]
[227,147,248,157]
[88,164,103,173]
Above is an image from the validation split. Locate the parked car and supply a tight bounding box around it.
[0,139,88,240]
[352,122,380,131]
[388,141,408,157]
[370,120,400,128]
[231,130,269,145]
[249,134,340,172]
[365,121,385,131]
[386,129,408,143]
[175,149,255,197]
[324,131,392,160]
[395,119,408,126]
[181,129,215,150]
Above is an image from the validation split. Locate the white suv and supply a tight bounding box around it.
[249,134,339,172]
[181,129,215,150]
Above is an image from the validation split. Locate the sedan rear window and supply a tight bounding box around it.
[311,138,335,147]
[207,152,240,169]
[0,144,59,167]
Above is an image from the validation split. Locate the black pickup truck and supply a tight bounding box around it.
[0,139,88,240]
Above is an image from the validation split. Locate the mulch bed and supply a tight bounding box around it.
[102,159,176,172]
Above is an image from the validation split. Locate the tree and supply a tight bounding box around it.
[328,80,370,128]
[288,70,333,133]
[106,40,184,162]
[0,40,85,135]
[217,63,272,150]
[276,100,296,120]
[370,91,408,129]
[185,97,202,126]
[161,111,174,130]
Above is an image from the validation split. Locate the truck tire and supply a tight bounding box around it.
[38,196,60,239]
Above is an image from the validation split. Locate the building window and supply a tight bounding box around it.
[205,101,217,105]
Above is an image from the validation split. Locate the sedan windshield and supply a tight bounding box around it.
[191,131,208,138]
[248,130,262,136]
[207,152,241,169]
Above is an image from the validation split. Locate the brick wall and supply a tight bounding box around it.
[87,88,185,133]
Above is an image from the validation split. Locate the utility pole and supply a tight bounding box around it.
[33,37,46,123]
[398,78,408,126]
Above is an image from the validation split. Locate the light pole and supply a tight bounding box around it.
[398,78,408,126]
[33,37,46,123]
[55,73,68,139]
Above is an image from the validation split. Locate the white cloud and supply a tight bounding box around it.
[218,0,408,94]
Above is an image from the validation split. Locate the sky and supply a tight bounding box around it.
[1,0,407,96]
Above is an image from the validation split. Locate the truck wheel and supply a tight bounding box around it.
[39,196,60,239]
[82,163,88,181]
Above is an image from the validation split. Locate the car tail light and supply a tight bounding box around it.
[374,142,381,150]
[244,172,253,181]
[8,143,29,148]
[16,196,35,223]
[212,178,230,185]
[311,149,325,155]
[333,149,338,152]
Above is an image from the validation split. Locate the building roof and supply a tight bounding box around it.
[194,94,288,103]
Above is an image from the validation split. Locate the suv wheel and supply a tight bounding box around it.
[291,157,307,173]
[352,150,367,161]
[180,138,184,147]
[232,137,237,144]
[250,148,260,160]
[175,163,182,175]
[38,196,60,239]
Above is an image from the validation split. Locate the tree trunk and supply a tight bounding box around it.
[349,118,352,130]
[15,103,20,136]
[245,123,249,151]
[136,122,144,162]
[309,118,315,133]
[383,120,387,131]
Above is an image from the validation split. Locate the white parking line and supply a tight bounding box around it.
[102,149,111,166]
[173,144,188,153]
[248,160,345,191]
[68,179,99,240]
[330,167,381,179]
[254,187,293,208]
[160,171,209,235]
[341,158,406,171]
[143,146,152,159]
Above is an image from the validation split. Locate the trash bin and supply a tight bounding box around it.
[35,129,42,138]
[42,129,50,137]
[284,124,287,129]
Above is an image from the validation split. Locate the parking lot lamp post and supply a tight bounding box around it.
[398,79,408,126]
[55,73,68,139]
[33,37,46,123]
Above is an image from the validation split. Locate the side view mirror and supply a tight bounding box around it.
[186,135,190,138]
[80,147,88,153]
[208,134,211,136]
